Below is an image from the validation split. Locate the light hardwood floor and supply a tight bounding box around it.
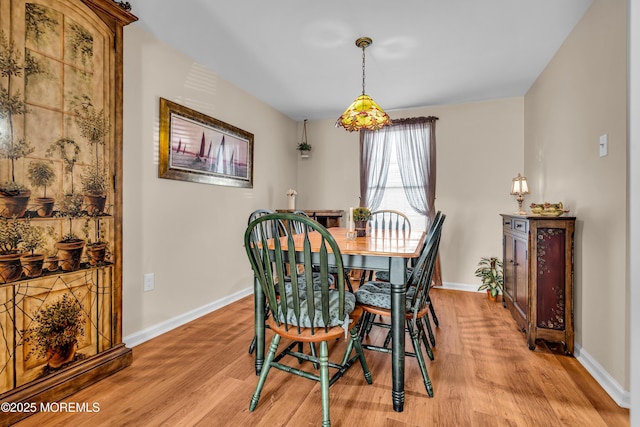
[15,289,629,426]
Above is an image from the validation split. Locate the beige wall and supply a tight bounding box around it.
[525,0,627,388]
[119,0,631,404]
[299,97,524,287]
[122,25,298,336]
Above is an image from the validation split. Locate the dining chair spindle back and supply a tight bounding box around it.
[244,213,372,426]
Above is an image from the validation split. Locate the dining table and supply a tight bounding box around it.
[252,226,426,412]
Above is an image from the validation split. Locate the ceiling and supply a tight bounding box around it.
[130,0,593,123]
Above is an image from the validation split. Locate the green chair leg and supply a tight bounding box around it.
[319,341,331,427]
[407,321,434,397]
[350,328,373,384]
[250,334,281,411]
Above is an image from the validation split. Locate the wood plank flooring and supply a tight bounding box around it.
[15,289,629,426]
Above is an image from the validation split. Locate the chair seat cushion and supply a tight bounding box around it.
[278,290,356,328]
[355,281,414,312]
[284,272,334,291]
[374,267,413,283]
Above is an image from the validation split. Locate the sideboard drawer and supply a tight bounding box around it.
[512,218,528,234]
[503,216,529,234]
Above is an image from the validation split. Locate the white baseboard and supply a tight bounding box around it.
[123,284,631,409]
[123,287,253,348]
[574,343,630,408]
[440,281,481,293]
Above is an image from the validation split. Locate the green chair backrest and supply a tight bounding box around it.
[407,213,445,325]
[245,212,348,335]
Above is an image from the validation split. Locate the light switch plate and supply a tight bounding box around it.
[599,134,608,157]
[143,273,155,292]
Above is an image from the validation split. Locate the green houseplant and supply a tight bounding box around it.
[297,141,312,152]
[474,256,504,301]
[353,207,371,237]
[24,293,85,368]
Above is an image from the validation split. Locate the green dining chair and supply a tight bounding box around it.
[354,213,445,397]
[367,211,443,347]
[359,209,412,285]
[245,213,372,426]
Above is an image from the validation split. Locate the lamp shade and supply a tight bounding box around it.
[336,94,391,132]
[510,173,529,195]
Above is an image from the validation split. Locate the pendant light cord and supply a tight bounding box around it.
[361,44,366,96]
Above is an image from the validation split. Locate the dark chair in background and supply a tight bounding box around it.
[359,210,413,286]
[369,211,443,347]
[354,213,445,397]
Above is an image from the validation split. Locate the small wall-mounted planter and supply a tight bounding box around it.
[299,150,310,158]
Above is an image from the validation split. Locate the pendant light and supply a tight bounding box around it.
[336,37,391,132]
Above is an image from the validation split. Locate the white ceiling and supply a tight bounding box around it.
[130,0,593,122]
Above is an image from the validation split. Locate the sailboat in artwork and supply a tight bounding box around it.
[214,136,226,174]
[176,139,182,153]
[195,132,206,161]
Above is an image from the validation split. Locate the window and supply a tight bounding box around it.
[360,116,438,234]
[374,138,428,232]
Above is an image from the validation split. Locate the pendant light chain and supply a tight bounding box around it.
[361,43,366,96]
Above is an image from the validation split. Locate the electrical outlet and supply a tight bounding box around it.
[143,273,155,292]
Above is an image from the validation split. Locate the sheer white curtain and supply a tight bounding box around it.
[359,116,438,226]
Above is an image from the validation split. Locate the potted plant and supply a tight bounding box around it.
[24,293,85,369]
[0,216,29,283]
[46,137,81,192]
[54,193,85,271]
[353,207,371,237]
[474,256,504,301]
[27,160,56,217]
[297,141,312,158]
[19,219,48,278]
[297,119,311,158]
[0,31,35,218]
[75,102,109,214]
[81,163,108,214]
[83,216,109,265]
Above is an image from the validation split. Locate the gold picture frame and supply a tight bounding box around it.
[159,98,254,188]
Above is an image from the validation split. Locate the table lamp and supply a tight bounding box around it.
[510,173,529,215]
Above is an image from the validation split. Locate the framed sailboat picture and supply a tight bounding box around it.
[158,98,254,188]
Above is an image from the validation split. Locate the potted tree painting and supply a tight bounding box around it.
[76,102,109,214]
[46,138,85,271]
[54,192,85,271]
[0,31,35,218]
[0,216,29,283]
[19,220,47,278]
[24,293,85,369]
[83,216,108,266]
[27,161,56,217]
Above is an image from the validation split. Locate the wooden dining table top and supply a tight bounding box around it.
[276,227,426,258]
